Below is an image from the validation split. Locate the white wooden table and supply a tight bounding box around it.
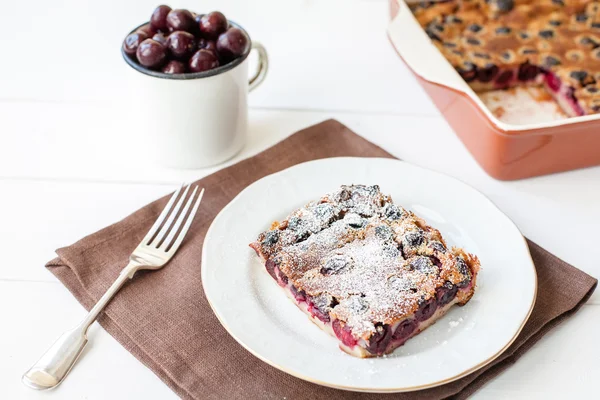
[2,0,599,398]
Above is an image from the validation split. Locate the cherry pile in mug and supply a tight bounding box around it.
[122,5,250,74]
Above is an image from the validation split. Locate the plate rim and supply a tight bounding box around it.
[201,157,538,393]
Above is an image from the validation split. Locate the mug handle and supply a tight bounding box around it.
[249,41,269,92]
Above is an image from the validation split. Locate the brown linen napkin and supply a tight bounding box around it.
[47,119,597,400]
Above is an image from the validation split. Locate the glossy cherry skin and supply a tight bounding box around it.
[152,32,167,46]
[123,31,148,55]
[167,31,196,59]
[136,23,156,37]
[199,11,229,39]
[216,28,250,62]
[161,60,186,74]
[150,5,171,31]
[136,39,167,68]
[198,38,217,54]
[166,9,195,33]
[188,49,220,72]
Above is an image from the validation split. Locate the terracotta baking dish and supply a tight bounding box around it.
[388,0,600,180]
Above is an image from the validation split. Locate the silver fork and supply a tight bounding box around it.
[22,184,205,390]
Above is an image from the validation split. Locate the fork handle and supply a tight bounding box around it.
[22,263,138,390]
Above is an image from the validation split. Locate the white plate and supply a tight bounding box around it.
[202,157,537,392]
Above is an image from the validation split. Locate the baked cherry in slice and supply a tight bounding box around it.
[455,257,473,288]
[478,64,499,83]
[458,62,478,82]
[545,72,562,92]
[518,62,540,81]
[264,258,278,280]
[289,284,306,302]
[306,295,332,323]
[392,319,417,342]
[366,324,392,355]
[436,282,458,306]
[495,70,514,87]
[332,319,358,348]
[415,297,437,322]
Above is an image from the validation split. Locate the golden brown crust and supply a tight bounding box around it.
[412,0,600,114]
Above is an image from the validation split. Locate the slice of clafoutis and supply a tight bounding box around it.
[250,185,480,358]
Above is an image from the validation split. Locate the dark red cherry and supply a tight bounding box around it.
[216,28,250,62]
[274,265,288,287]
[546,72,562,92]
[306,294,334,323]
[496,70,513,87]
[167,31,196,59]
[366,324,392,355]
[320,254,353,275]
[123,31,148,55]
[458,62,478,82]
[199,11,229,39]
[290,285,306,302]
[161,60,186,74]
[198,38,217,54]
[264,258,278,280]
[478,64,499,82]
[415,297,437,322]
[455,257,472,288]
[192,13,204,34]
[518,62,540,81]
[188,49,220,72]
[332,319,358,348]
[436,282,458,306]
[136,23,156,37]
[136,39,167,68]
[152,32,167,46]
[150,5,171,31]
[392,319,417,341]
[166,9,195,33]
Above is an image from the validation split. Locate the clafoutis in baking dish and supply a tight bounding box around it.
[387,0,600,180]
[412,0,600,118]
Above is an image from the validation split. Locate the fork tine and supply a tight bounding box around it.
[164,188,204,253]
[159,186,199,251]
[142,184,184,245]
[150,184,191,246]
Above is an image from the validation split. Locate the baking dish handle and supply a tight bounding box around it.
[387,0,470,95]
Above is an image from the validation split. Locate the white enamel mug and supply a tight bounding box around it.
[122,22,268,169]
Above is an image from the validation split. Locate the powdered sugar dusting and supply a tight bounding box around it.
[250,185,480,341]
[297,223,439,338]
